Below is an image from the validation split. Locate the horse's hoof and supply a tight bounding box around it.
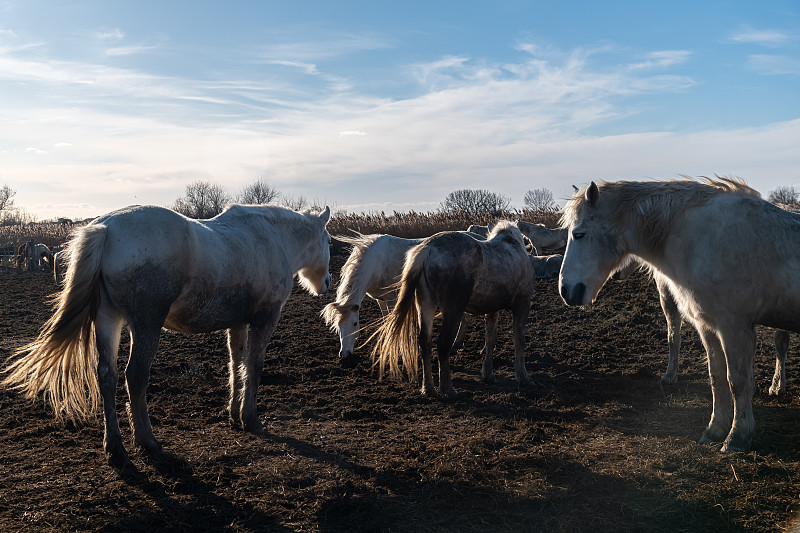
[107,449,133,472]
[660,373,678,385]
[420,386,438,398]
[698,429,727,445]
[441,388,458,400]
[139,439,163,457]
[481,372,497,384]
[516,376,535,389]
[244,420,265,435]
[768,384,785,396]
[721,433,751,453]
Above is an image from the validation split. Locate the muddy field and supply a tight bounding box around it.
[1,247,799,532]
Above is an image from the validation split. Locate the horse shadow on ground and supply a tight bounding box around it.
[265,431,733,532]
[109,450,292,532]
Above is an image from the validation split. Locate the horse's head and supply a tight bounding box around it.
[559,182,627,306]
[297,206,332,296]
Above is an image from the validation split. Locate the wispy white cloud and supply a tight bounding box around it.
[745,54,800,75]
[726,25,795,47]
[105,44,159,57]
[629,50,692,70]
[97,28,125,41]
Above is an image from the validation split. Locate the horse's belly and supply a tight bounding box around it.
[163,285,273,333]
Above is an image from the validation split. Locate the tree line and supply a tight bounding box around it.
[1,179,798,224]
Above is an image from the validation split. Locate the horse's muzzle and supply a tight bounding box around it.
[321,273,332,294]
[560,282,586,307]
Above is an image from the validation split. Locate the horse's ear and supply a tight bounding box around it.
[586,182,599,207]
[572,184,579,193]
[319,206,331,225]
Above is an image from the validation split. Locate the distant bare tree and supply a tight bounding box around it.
[767,186,799,205]
[280,194,308,211]
[0,184,15,213]
[0,184,18,225]
[173,180,232,219]
[440,189,510,216]
[524,188,556,211]
[239,179,280,205]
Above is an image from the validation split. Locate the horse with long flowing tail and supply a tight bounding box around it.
[2,204,331,470]
[371,221,536,397]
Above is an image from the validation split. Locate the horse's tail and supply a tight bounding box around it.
[370,243,430,381]
[1,224,108,422]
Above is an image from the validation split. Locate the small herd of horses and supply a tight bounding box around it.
[2,177,797,470]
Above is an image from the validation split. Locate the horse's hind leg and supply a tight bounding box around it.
[125,320,165,455]
[770,329,789,396]
[227,324,249,427]
[480,312,499,383]
[418,304,437,397]
[239,304,282,433]
[511,299,533,387]
[436,310,463,398]
[96,300,127,468]
[450,313,473,354]
[658,281,682,385]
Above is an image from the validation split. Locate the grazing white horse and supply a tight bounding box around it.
[3,204,332,470]
[371,221,536,397]
[614,259,790,391]
[322,233,489,367]
[467,222,567,253]
[16,242,53,270]
[530,254,563,280]
[559,178,800,452]
[517,221,568,251]
[322,234,423,367]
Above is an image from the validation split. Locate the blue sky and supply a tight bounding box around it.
[1,0,798,220]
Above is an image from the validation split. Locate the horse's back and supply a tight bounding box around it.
[666,194,800,332]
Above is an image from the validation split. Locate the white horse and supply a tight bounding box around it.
[559,178,800,452]
[2,204,332,470]
[614,259,790,391]
[468,222,567,254]
[517,221,568,251]
[322,233,488,367]
[371,221,536,397]
[322,234,423,367]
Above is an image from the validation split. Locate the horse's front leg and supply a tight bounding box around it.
[227,323,249,428]
[717,325,756,452]
[239,305,282,433]
[658,280,682,385]
[695,324,733,446]
[480,312,499,383]
[511,300,533,387]
[769,329,789,396]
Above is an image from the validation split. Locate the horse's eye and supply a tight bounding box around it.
[572,231,586,240]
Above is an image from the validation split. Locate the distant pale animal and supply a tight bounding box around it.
[371,221,536,397]
[468,222,567,253]
[530,254,563,280]
[613,258,790,393]
[2,204,332,470]
[559,178,800,452]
